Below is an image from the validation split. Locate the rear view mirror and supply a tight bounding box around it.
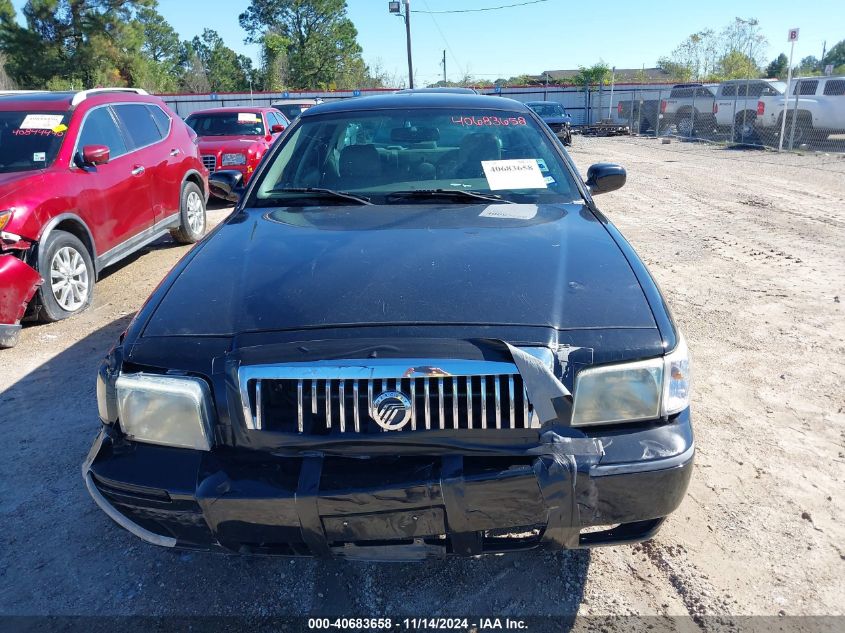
[586,163,626,195]
[390,126,440,143]
[209,170,244,203]
[81,145,110,167]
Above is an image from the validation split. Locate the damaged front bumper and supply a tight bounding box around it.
[0,253,41,348]
[83,410,693,560]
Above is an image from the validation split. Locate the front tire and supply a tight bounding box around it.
[170,182,207,244]
[36,230,94,323]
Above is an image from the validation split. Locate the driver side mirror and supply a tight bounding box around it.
[586,163,626,195]
[80,145,110,167]
[271,124,286,134]
[209,170,244,203]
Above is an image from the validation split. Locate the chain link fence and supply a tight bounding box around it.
[160,78,845,153]
[600,76,845,152]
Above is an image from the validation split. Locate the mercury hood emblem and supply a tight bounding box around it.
[371,390,412,430]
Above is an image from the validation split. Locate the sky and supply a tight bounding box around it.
[10,0,844,87]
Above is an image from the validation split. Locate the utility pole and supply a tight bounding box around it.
[389,0,414,89]
[404,0,414,89]
[442,50,447,84]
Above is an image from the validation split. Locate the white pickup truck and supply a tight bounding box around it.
[713,79,785,141]
[755,76,845,144]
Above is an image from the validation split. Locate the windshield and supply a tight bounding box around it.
[275,104,311,120]
[528,103,566,117]
[0,111,70,174]
[249,108,580,206]
[185,112,265,137]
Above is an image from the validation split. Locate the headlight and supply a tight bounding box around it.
[0,209,12,232]
[222,153,247,166]
[115,373,214,451]
[571,333,691,426]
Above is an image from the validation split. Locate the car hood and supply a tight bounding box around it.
[196,136,264,153]
[143,202,657,337]
[0,171,43,205]
[541,115,572,124]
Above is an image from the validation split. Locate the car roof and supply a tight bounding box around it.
[187,106,269,115]
[0,88,155,112]
[0,91,74,111]
[525,101,561,106]
[302,92,528,116]
[272,98,319,104]
[395,87,478,94]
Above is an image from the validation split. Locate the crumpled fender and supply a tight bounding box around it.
[0,255,41,325]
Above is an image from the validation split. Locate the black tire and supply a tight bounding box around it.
[733,112,757,143]
[35,230,95,323]
[170,181,207,244]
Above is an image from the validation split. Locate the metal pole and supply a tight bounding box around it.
[788,78,801,150]
[690,89,696,138]
[655,88,661,138]
[442,49,446,84]
[608,67,615,119]
[404,0,414,89]
[779,39,795,152]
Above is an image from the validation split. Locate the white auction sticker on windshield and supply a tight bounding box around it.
[238,113,259,122]
[482,159,548,190]
[480,204,538,220]
[20,114,65,130]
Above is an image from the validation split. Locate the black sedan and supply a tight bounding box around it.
[85,93,692,559]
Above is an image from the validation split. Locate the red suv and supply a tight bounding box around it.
[0,88,208,348]
[184,106,288,192]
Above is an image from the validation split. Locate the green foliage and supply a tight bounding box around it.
[719,50,759,79]
[239,0,368,90]
[572,63,611,86]
[658,17,768,82]
[191,29,251,92]
[822,40,845,69]
[765,53,788,79]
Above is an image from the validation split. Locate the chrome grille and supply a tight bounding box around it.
[201,154,216,172]
[238,360,538,434]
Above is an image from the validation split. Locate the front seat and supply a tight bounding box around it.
[338,144,381,189]
[443,132,501,179]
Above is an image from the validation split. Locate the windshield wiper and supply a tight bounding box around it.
[385,189,512,204]
[266,187,372,205]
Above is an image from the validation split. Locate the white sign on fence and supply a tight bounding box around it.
[787,28,799,42]
[824,64,834,76]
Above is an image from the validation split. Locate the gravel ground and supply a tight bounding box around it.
[1,139,843,629]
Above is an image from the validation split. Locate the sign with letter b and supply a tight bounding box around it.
[787,28,799,42]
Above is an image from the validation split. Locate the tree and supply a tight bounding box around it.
[239,0,365,90]
[765,53,788,79]
[0,0,164,90]
[657,17,767,81]
[822,40,845,70]
[0,51,14,89]
[797,55,820,75]
[189,29,250,92]
[719,50,759,79]
[572,63,611,86]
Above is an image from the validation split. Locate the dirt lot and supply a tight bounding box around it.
[1,139,843,628]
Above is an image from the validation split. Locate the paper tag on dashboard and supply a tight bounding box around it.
[482,159,548,190]
[238,113,259,122]
[479,204,538,220]
[20,114,65,130]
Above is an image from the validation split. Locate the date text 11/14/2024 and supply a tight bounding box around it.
[307,618,529,630]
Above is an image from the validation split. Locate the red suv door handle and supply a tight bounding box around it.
[170,149,181,157]
[131,166,146,176]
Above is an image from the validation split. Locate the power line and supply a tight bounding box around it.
[412,0,550,14]
[421,0,465,79]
